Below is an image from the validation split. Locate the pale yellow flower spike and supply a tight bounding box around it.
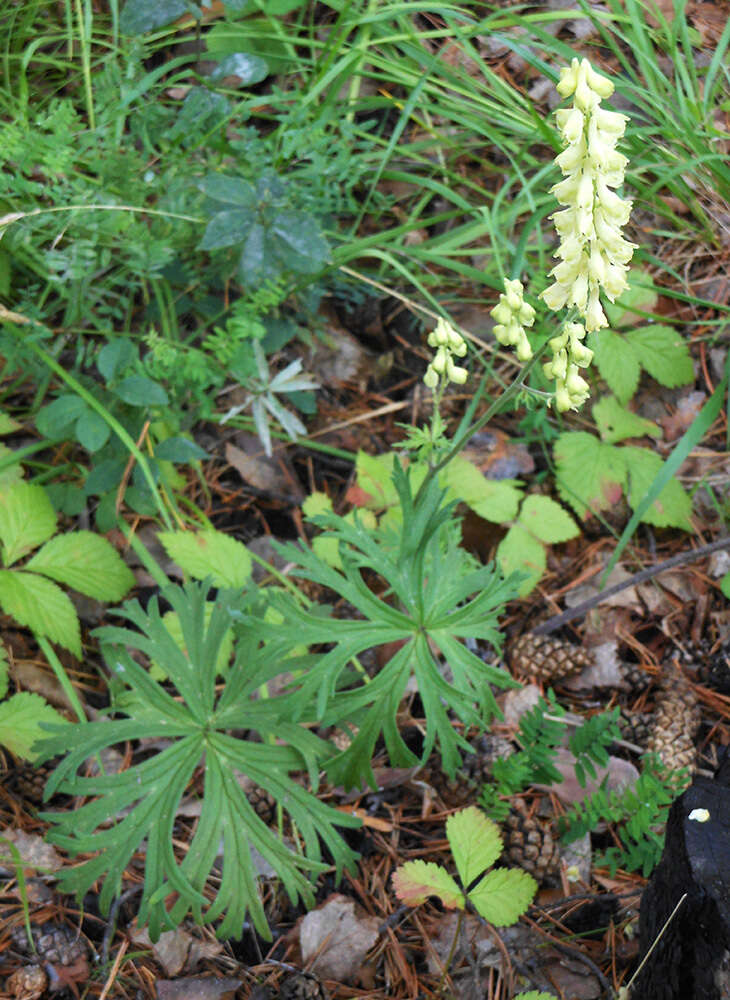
[541,57,637,411]
[424,318,468,388]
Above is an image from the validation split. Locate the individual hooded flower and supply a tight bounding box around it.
[490,278,536,362]
[540,57,637,335]
[424,317,468,388]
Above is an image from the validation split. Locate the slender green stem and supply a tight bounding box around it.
[74,0,95,130]
[37,635,87,724]
[415,349,546,506]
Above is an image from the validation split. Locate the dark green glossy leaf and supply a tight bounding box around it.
[199,209,255,251]
[114,375,169,407]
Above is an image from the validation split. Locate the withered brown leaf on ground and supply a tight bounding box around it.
[298,893,380,984]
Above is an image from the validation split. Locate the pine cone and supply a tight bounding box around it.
[280,973,330,1000]
[617,708,653,748]
[646,664,700,775]
[237,775,277,825]
[503,799,561,884]
[618,662,651,694]
[423,734,515,808]
[11,923,87,966]
[5,965,47,1000]
[506,633,593,683]
[14,761,55,806]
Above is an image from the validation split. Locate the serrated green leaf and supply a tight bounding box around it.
[302,492,333,519]
[554,432,626,520]
[621,446,693,530]
[270,210,330,273]
[0,571,80,655]
[119,0,187,33]
[625,326,694,389]
[114,376,168,407]
[592,396,661,444]
[446,807,503,888]
[354,451,399,509]
[392,860,464,909]
[199,209,255,250]
[517,495,579,544]
[210,52,269,86]
[497,523,545,597]
[589,328,641,404]
[158,529,252,587]
[467,866,537,926]
[0,411,21,435]
[441,455,522,524]
[25,532,135,601]
[0,481,57,566]
[75,409,111,452]
[0,691,68,760]
[0,642,8,699]
[198,175,257,207]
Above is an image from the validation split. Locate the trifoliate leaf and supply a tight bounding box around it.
[517,495,579,544]
[25,532,135,601]
[0,642,8,699]
[497,523,545,597]
[446,807,503,889]
[441,455,522,524]
[592,396,661,444]
[0,691,68,760]
[158,529,252,588]
[554,432,626,519]
[625,325,694,389]
[467,866,537,926]
[0,481,56,566]
[621,446,693,530]
[0,571,81,655]
[589,328,641,404]
[392,860,464,909]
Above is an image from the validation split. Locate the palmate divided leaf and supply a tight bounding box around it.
[245,459,519,791]
[36,581,358,941]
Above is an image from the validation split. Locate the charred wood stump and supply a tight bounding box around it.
[634,758,730,999]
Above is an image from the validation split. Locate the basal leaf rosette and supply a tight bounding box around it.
[36,582,358,941]
[246,460,519,791]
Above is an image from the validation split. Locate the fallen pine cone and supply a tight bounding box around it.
[5,965,47,1000]
[647,663,700,776]
[506,632,594,684]
[502,798,561,885]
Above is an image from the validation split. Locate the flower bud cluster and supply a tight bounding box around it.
[543,322,593,412]
[540,57,637,333]
[424,318,468,388]
[490,279,536,362]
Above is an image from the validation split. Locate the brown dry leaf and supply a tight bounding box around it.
[156,977,242,1000]
[499,683,541,726]
[131,925,194,977]
[690,2,730,45]
[659,390,706,441]
[225,437,303,500]
[540,749,639,806]
[12,660,78,714]
[540,956,602,998]
[299,893,380,984]
[307,323,373,388]
[0,828,63,873]
[562,641,627,692]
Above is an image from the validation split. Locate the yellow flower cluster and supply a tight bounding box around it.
[424,318,468,388]
[543,321,593,411]
[540,58,636,333]
[490,279,536,362]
